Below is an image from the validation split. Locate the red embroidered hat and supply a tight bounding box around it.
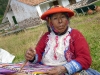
[41,5,74,20]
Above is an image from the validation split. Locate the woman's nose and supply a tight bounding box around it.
[58,18,62,23]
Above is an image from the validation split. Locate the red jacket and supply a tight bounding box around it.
[35,29,92,70]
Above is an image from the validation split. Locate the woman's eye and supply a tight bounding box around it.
[61,16,66,18]
[53,17,57,20]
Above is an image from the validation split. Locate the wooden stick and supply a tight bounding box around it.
[20,60,28,71]
[20,31,44,71]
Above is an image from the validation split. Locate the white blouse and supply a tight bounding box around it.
[41,27,72,66]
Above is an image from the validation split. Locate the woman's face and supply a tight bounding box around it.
[50,13,69,34]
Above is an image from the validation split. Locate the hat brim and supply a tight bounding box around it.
[41,7,74,20]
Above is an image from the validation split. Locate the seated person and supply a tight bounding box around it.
[25,5,100,75]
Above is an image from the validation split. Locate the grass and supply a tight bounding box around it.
[94,0,100,6]
[0,12,100,72]
[0,24,48,62]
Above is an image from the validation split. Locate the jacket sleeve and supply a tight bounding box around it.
[35,32,49,63]
[63,29,92,74]
[71,29,92,69]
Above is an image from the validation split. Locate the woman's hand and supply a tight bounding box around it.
[44,66,67,75]
[25,47,36,61]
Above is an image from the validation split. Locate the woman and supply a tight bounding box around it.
[25,5,100,75]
